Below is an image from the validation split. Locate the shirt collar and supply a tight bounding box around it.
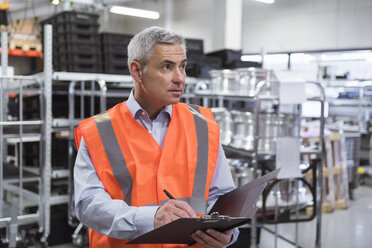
[126,89,172,119]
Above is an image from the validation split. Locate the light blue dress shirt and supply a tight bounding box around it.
[74,90,239,243]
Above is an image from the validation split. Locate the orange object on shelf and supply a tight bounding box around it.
[0,48,43,57]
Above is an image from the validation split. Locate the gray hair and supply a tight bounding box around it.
[127,26,186,69]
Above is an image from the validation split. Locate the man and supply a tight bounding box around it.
[74,26,238,247]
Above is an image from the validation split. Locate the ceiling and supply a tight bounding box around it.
[8,0,137,21]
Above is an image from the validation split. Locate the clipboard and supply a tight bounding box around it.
[127,213,249,245]
[209,168,280,218]
[128,169,280,244]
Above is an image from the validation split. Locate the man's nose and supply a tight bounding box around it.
[172,67,186,84]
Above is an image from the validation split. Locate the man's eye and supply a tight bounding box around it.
[163,64,171,70]
[180,64,186,70]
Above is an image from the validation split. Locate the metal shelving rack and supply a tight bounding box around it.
[325,80,372,132]
[36,24,137,245]
[0,26,46,247]
[194,79,326,248]
[194,80,282,248]
[325,81,372,167]
[0,73,44,246]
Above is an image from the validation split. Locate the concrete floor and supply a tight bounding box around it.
[259,185,372,248]
[51,185,372,248]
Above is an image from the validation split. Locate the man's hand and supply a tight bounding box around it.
[191,228,233,248]
[154,199,196,228]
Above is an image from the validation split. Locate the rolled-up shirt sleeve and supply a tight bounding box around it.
[74,137,159,239]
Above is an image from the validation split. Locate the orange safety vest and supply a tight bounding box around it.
[75,101,220,248]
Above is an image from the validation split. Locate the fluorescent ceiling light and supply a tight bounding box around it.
[51,0,60,5]
[109,6,160,19]
[241,55,262,62]
[253,0,275,4]
[320,52,366,62]
[291,53,316,63]
[265,54,289,63]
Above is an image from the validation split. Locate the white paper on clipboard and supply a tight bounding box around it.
[276,137,302,179]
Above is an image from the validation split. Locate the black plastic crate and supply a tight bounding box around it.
[103,62,129,75]
[224,60,262,69]
[56,32,100,44]
[103,52,127,64]
[54,11,99,25]
[186,63,200,78]
[41,12,99,38]
[58,52,102,65]
[48,204,74,245]
[8,95,42,120]
[199,55,222,68]
[51,93,103,118]
[185,38,204,53]
[56,42,101,54]
[102,43,127,56]
[105,67,130,75]
[198,56,223,78]
[55,22,99,35]
[57,62,103,73]
[101,32,133,45]
[187,51,204,64]
[206,49,242,65]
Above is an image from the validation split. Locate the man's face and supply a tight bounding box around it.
[138,43,187,108]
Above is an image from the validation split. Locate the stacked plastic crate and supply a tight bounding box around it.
[42,11,102,73]
[185,38,205,78]
[205,49,261,69]
[185,38,222,78]
[101,33,133,75]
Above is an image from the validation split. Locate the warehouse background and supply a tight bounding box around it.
[1,0,372,247]
[9,0,372,53]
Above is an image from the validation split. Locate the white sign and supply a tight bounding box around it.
[275,70,307,104]
[276,137,302,179]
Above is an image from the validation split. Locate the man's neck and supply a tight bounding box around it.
[133,93,164,120]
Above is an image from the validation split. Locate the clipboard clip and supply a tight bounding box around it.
[198,212,230,221]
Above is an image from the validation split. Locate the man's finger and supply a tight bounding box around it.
[171,200,197,217]
[205,229,233,244]
[191,230,223,248]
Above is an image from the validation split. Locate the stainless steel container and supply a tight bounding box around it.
[211,108,233,146]
[230,110,299,154]
[230,110,255,150]
[237,67,267,96]
[209,69,240,95]
[260,70,279,96]
[258,113,279,153]
[228,159,255,187]
[236,68,279,96]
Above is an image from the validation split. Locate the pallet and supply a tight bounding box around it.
[9,39,42,52]
[303,132,350,214]
[305,202,334,216]
[323,136,336,210]
[335,199,347,210]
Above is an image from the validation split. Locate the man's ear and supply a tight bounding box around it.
[130,61,143,83]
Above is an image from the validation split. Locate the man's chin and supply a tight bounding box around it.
[166,97,182,105]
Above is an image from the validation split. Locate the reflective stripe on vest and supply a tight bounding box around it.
[93,105,210,213]
[94,112,133,206]
[186,104,209,214]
